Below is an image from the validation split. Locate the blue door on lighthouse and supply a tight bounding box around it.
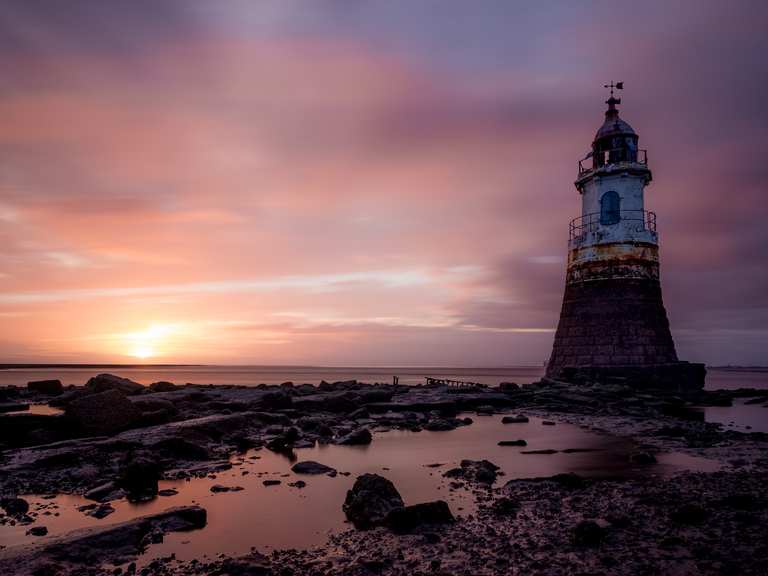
[600,191,621,225]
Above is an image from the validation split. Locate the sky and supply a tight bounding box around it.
[0,0,766,366]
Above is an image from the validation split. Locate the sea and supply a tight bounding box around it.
[0,364,765,390]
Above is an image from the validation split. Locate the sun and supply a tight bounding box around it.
[123,324,176,360]
[130,344,155,359]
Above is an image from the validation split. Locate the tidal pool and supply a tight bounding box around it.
[0,414,719,562]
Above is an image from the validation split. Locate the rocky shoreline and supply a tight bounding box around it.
[1,374,767,575]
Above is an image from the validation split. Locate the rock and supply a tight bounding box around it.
[152,437,211,460]
[385,500,454,534]
[670,503,709,525]
[210,485,244,493]
[291,461,337,475]
[629,451,657,465]
[542,420,556,426]
[443,460,500,485]
[424,419,458,431]
[130,397,177,416]
[499,382,520,393]
[84,481,124,503]
[1,496,29,517]
[65,389,141,436]
[88,503,115,519]
[491,497,520,516]
[1,506,207,570]
[149,381,178,393]
[85,374,144,396]
[548,473,586,490]
[26,526,48,537]
[498,439,527,446]
[288,480,307,489]
[27,380,63,396]
[262,480,281,486]
[502,415,529,424]
[120,456,161,502]
[521,449,558,455]
[337,427,372,445]
[158,489,178,497]
[0,402,29,413]
[574,520,605,547]
[343,474,405,529]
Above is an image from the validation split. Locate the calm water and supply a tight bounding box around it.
[1,365,766,390]
[0,414,718,561]
[0,365,545,388]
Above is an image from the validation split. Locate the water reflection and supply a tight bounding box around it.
[0,415,719,561]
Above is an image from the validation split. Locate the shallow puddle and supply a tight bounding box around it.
[704,398,768,433]
[0,414,719,562]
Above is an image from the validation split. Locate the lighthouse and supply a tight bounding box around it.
[546,84,704,389]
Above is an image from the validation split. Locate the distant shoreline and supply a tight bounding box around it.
[0,363,765,371]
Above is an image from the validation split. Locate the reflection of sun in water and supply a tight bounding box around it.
[125,325,174,360]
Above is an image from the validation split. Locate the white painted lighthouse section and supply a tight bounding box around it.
[574,170,657,247]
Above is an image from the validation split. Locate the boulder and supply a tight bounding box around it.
[337,427,372,445]
[119,455,161,502]
[629,451,657,465]
[130,397,177,415]
[27,526,48,537]
[210,485,244,493]
[0,496,29,517]
[65,389,141,436]
[291,461,337,475]
[444,459,500,485]
[574,520,605,547]
[85,374,144,396]
[502,415,529,424]
[498,439,527,446]
[149,381,178,393]
[385,500,454,534]
[499,382,520,393]
[343,474,405,529]
[670,503,709,525]
[27,380,63,396]
[84,481,125,503]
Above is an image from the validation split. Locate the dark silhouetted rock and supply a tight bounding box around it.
[65,389,141,436]
[291,461,337,475]
[521,449,558,455]
[120,455,161,502]
[548,473,586,490]
[491,496,520,516]
[27,380,63,396]
[26,526,48,536]
[149,381,178,393]
[84,481,124,503]
[338,427,372,445]
[502,415,529,424]
[446,459,500,485]
[385,500,454,534]
[152,437,211,460]
[499,382,520,393]
[85,373,144,396]
[670,503,709,525]
[1,496,29,517]
[210,484,244,493]
[629,451,657,465]
[288,480,307,488]
[0,402,29,413]
[263,479,281,486]
[542,420,556,426]
[498,439,527,446]
[343,474,405,529]
[574,520,605,547]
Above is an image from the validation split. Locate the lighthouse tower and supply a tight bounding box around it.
[546,84,704,389]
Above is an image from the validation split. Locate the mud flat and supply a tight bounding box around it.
[1,374,766,575]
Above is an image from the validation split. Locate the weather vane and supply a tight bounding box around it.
[604,81,624,97]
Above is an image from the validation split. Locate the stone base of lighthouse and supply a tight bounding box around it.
[546,242,705,391]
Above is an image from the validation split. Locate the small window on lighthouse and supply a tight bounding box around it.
[600,191,621,225]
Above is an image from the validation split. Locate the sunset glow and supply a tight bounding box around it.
[0,1,766,366]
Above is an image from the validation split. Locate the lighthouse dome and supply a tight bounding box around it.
[595,113,636,141]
